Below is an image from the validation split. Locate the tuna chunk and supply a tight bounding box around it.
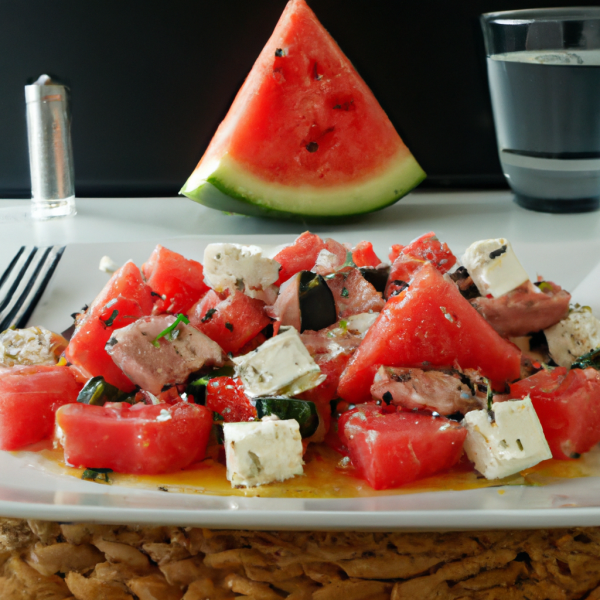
[371,366,484,415]
[106,315,224,394]
[326,269,385,317]
[470,280,571,338]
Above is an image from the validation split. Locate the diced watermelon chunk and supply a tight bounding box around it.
[338,263,522,404]
[65,262,155,391]
[352,241,382,268]
[206,377,257,422]
[273,232,327,285]
[56,402,213,474]
[0,365,82,450]
[339,404,466,489]
[510,367,600,460]
[388,244,404,263]
[188,290,271,355]
[385,232,457,297]
[142,245,210,314]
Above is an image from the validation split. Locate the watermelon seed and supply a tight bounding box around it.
[312,62,322,80]
[306,142,319,153]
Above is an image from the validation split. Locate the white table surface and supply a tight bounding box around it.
[1,190,599,249]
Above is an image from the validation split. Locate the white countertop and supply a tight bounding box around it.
[1,190,599,249]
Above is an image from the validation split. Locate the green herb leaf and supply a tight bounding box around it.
[225,322,234,331]
[341,287,349,298]
[151,314,190,348]
[201,308,217,323]
[101,309,119,327]
[82,468,113,483]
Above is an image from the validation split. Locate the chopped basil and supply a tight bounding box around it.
[201,308,217,323]
[483,377,494,415]
[341,287,349,298]
[275,48,285,57]
[489,245,507,260]
[100,309,118,327]
[151,314,190,347]
[382,391,393,405]
[225,322,234,331]
[82,468,112,483]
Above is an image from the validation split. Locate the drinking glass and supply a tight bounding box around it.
[481,8,600,213]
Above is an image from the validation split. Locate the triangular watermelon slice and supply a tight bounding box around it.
[337,263,522,404]
[181,0,425,219]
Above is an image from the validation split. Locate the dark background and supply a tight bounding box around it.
[1,0,597,198]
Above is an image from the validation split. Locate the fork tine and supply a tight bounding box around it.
[0,246,37,313]
[0,246,65,332]
[11,246,65,329]
[0,246,25,291]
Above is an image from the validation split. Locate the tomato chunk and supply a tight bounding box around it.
[273,232,327,285]
[339,404,466,489]
[56,401,213,474]
[142,245,210,314]
[0,365,82,450]
[352,241,382,268]
[65,262,154,391]
[338,263,522,404]
[205,376,257,422]
[189,290,271,355]
[510,367,600,460]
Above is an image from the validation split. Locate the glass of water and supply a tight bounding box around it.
[481,8,600,213]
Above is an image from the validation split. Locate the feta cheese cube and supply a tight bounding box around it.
[223,419,304,487]
[203,243,280,304]
[233,326,325,397]
[462,238,529,298]
[544,307,600,368]
[462,397,551,479]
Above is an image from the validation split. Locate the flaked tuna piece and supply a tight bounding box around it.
[470,280,570,338]
[326,269,385,317]
[106,315,224,394]
[371,366,485,415]
[313,238,351,276]
[268,275,301,331]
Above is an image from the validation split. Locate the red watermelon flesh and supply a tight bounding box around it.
[337,263,522,404]
[181,0,425,218]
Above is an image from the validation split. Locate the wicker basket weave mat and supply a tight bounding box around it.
[3,518,600,599]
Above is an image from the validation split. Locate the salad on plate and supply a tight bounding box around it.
[1,230,600,495]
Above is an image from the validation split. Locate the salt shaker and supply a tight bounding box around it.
[25,75,76,219]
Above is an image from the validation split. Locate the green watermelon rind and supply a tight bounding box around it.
[180,152,426,220]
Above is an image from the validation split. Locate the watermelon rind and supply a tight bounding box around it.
[180,151,426,220]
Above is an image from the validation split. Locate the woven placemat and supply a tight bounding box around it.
[3,518,600,599]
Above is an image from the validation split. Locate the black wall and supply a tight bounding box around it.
[1,0,597,198]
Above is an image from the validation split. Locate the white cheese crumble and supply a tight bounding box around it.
[462,238,529,298]
[156,409,172,422]
[462,397,551,480]
[203,243,280,304]
[0,326,62,367]
[544,306,600,367]
[98,255,120,274]
[223,419,303,487]
[233,326,325,397]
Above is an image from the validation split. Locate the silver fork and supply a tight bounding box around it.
[0,246,65,332]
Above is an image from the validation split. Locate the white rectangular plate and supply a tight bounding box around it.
[3,227,600,531]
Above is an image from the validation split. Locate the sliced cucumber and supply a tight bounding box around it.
[359,265,390,293]
[77,376,134,406]
[298,271,337,332]
[255,397,319,438]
